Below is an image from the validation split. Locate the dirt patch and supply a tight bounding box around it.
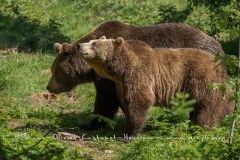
[0,50,8,56]
[7,120,26,129]
[0,48,18,56]
[31,91,76,104]
[31,91,57,103]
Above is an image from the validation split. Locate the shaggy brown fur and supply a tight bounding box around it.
[46,21,226,129]
[77,37,234,136]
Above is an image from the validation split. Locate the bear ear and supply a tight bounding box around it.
[115,37,124,46]
[62,43,72,53]
[54,43,62,54]
[113,37,125,54]
[99,36,106,40]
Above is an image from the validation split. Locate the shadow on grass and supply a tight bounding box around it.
[0,13,70,53]
[58,112,126,138]
[11,112,126,138]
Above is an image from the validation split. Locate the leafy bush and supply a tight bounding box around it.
[0,126,83,159]
[0,94,84,159]
[189,0,239,41]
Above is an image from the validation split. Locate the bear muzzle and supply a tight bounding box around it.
[77,43,92,57]
[46,85,62,94]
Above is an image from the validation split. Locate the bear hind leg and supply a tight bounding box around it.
[190,103,222,127]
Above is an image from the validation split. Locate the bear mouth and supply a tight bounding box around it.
[82,52,89,56]
[48,87,73,94]
[47,87,62,94]
[78,51,89,56]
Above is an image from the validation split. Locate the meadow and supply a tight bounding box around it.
[0,0,239,159]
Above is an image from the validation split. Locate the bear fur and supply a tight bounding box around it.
[77,37,234,136]
[46,21,226,128]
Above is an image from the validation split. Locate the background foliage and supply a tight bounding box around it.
[0,0,239,159]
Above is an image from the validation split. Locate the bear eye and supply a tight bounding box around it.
[92,42,97,49]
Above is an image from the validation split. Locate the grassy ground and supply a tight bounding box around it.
[0,0,239,159]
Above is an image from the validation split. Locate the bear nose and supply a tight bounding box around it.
[46,85,50,91]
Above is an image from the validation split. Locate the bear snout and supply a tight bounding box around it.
[77,44,90,56]
[46,85,56,93]
[46,85,62,94]
[46,85,50,91]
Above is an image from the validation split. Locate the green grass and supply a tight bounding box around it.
[0,0,239,159]
[1,51,239,159]
[0,52,52,97]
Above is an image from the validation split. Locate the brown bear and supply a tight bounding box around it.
[76,36,234,136]
[46,21,226,129]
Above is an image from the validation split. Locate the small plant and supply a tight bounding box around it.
[170,93,195,120]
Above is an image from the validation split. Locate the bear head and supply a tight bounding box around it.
[46,42,87,94]
[77,36,125,63]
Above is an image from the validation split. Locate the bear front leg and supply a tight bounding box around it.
[124,108,149,137]
[122,96,153,136]
[80,77,120,130]
[119,82,155,136]
[92,86,120,124]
